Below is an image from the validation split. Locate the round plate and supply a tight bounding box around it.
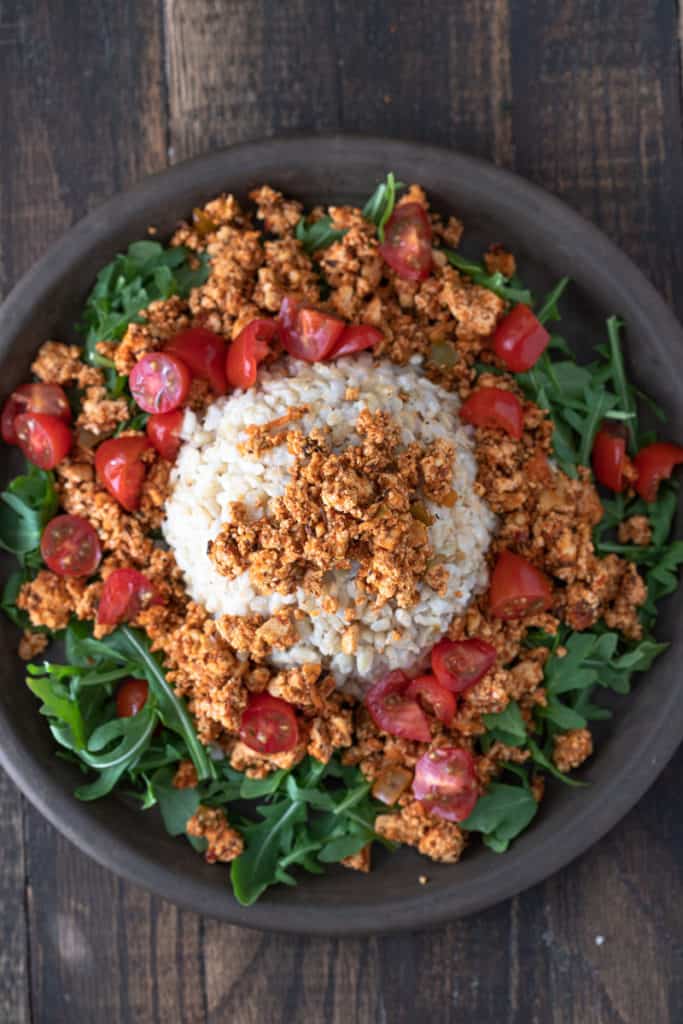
[0,137,681,935]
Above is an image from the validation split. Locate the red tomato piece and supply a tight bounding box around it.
[278,296,346,362]
[405,674,456,726]
[379,202,433,281]
[115,678,149,718]
[97,568,159,626]
[489,550,553,620]
[592,420,628,492]
[633,442,683,502]
[412,747,479,823]
[329,324,383,359]
[226,319,279,389]
[40,514,102,578]
[366,670,431,742]
[459,387,524,440]
[14,412,72,470]
[2,383,71,446]
[95,436,150,512]
[239,692,299,755]
[430,638,497,694]
[492,304,550,373]
[146,409,184,461]
[165,327,228,395]
[129,351,191,415]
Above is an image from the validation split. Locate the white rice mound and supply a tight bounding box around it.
[163,354,496,694]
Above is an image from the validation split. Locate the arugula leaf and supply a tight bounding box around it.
[26,675,86,749]
[445,250,533,305]
[80,241,209,366]
[150,766,200,834]
[0,467,57,562]
[536,277,570,325]
[295,215,346,253]
[462,783,538,853]
[118,627,214,781]
[362,172,404,240]
[482,701,527,747]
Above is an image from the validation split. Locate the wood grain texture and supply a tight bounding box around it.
[1,0,682,1021]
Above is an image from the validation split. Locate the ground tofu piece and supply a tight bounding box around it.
[341,845,372,873]
[18,630,48,661]
[16,571,85,631]
[172,760,198,789]
[617,515,652,546]
[31,341,102,388]
[552,728,593,773]
[185,806,244,863]
[76,385,129,437]
[375,801,466,864]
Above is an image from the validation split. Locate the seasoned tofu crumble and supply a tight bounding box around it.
[6,176,676,905]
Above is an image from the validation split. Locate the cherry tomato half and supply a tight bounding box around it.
[405,675,456,726]
[40,514,102,578]
[165,327,228,395]
[459,387,524,440]
[430,638,497,694]
[493,304,550,373]
[97,568,159,626]
[2,383,71,446]
[129,351,191,415]
[379,202,433,281]
[239,692,299,755]
[95,436,150,512]
[14,412,72,469]
[115,678,149,718]
[412,747,479,823]
[278,296,346,362]
[329,324,383,359]
[366,670,431,743]
[489,549,553,620]
[226,319,279,389]
[146,409,184,461]
[592,420,628,492]
[633,442,683,502]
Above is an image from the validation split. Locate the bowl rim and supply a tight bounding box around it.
[1,134,682,935]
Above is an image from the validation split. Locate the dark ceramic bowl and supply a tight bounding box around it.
[0,137,681,935]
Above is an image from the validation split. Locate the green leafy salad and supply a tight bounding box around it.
[0,175,681,906]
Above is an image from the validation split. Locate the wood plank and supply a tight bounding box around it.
[0,772,31,1024]
[0,1,179,1021]
[163,0,342,164]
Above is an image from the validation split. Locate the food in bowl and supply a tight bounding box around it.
[1,175,681,905]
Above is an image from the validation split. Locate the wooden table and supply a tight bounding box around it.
[1,2,682,1021]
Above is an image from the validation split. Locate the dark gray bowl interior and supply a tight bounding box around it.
[0,137,681,935]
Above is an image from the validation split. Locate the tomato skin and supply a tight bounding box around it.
[226,319,279,389]
[165,327,228,395]
[129,351,191,414]
[379,202,433,281]
[97,568,159,626]
[633,442,683,502]
[40,514,102,577]
[366,670,431,742]
[146,410,184,461]
[329,324,383,358]
[431,638,497,694]
[2,383,71,446]
[95,436,151,512]
[14,412,72,469]
[239,692,299,754]
[592,421,628,492]
[412,747,479,823]
[115,678,149,718]
[405,675,456,726]
[493,304,550,373]
[278,296,346,362]
[489,549,553,620]
[459,387,524,440]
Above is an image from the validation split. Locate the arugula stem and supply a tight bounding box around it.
[536,277,570,324]
[332,782,371,816]
[606,316,637,452]
[120,626,213,781]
